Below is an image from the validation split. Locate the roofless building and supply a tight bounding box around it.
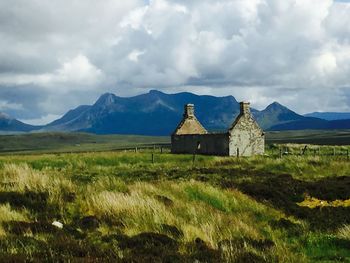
[171,102,265,156]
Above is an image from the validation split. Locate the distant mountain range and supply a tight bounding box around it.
[304,112,350,121]
[1,90,350,135]
[0,113,41,133]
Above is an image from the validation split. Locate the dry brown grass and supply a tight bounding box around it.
[0,163,74,201]
[337,225,350,240]
[84,180,301,261]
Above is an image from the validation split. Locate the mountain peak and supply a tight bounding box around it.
[271,101,281,106]
[149,89,164,94]
[265,101,287,111]
[0,112,11,120]
[147,90,167,98]
[95,92,117,106]
[100,92,116,98]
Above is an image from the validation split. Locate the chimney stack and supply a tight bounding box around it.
[184,104,195,118]
[240,102,250,115]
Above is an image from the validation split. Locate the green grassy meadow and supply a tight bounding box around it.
[0,132,349,262]
[0,132,170,154]
[266,130,350,145]
[1,129,350,155]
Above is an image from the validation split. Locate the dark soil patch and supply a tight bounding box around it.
[236,173,350,230]
[64,225,87,239]
[248,238,275,250]
[187,238,221,263]
[269,218,304,236]
[106,232,184,262]
[62,192,76,202]
[235,252,268,263]
[44,234,116,260]
[0,191,48,210]
[0,191,60,220]
[79,216,100,230]
[190,166,350,231]
[0,254,29,263]
[307,176,350,201]
[156,195,174,206]
[161,224,183,238]
[0,233,120,261]
[0,236,47,262]
[4,221,59,235]
[118,232,178,250]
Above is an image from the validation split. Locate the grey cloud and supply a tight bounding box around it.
[0,84,48,119]
[0,0,350,123]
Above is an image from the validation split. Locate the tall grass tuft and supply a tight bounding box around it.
[337,225,350,240]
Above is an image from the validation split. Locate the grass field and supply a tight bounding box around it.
[266,130,350,145]
[0,144,348,262]
[0,129,350,155]
[0,132,170,154]
[0,131,349,262]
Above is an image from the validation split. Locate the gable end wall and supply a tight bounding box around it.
[229,115,265,156]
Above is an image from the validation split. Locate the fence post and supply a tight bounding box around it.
[152,153,154,164]
[160,146,163,154]
[301,145,307,156]
[333,148,336,156]
[237,148,240,159]
[135,147,138,153]
[279,148,282,159]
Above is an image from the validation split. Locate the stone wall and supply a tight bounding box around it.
[171,101,265,157]
[228,106,265,156]
[171,133,229,156]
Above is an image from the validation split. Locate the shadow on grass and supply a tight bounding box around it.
[0,234,118,262]
[0,191,60,220]
[190,167,350,231]
[4,221,58,235]
[1,222,277,262]
[236,174,350,230]
[119,164,350,231]
[104,232,222,263]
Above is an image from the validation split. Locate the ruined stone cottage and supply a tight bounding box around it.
[171,102,265,156]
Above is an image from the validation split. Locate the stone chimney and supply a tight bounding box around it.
[240,102,250,115]
[184,104,195,118]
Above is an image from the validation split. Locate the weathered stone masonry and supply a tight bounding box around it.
[171,102,265,156]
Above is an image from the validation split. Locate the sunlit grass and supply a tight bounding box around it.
[298,196,350,208]
[0,146,348,261]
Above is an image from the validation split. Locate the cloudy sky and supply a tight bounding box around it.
[1,0,350,124]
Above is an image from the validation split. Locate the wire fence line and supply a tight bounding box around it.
[1,143,350,164]
[269,145,350,160]
[0,143,172,156]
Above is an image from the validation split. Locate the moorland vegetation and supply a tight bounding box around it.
[0,145,348,262]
